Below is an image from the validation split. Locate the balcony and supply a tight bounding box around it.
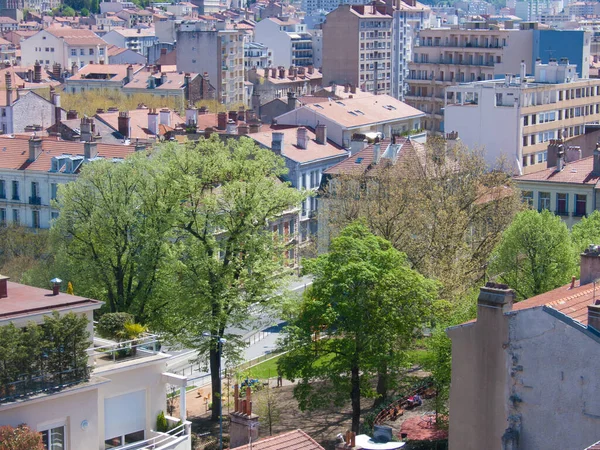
[29,195,42,205]
[89,332,163,371]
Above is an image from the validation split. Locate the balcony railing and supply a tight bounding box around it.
[89,333,162,369]
[0,367,89,404]
[29,195,42,205]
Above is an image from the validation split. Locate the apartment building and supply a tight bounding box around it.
[444,59,600,173]
[406,25,534,134]
[323,4,393,96]
[102,28,158,58]
[0,278,191,450]
[176,22,245,105]
[244,41,272,69]
[254,17,314,68]
[21,27,109,69]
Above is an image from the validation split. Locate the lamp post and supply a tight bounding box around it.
[202,332,227,450]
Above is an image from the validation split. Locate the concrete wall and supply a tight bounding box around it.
[254,19,293,68]
[322,5,359,87]
[109,49,146,65]
[495,29,533,76]
[176,30,220,99]
[533,30,590,79]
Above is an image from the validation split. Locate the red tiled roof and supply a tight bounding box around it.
[0,280,102,321]
[95,108,185,140]
[0,135,135,172]
[514,156,600,185]
[235,430,324,450]
[45,27,106,46]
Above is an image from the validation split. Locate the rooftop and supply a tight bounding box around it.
[95,108,185,140]
[68,63,144,82]
[0,280,102,322]
[514,156,600,185]
[45,27,107,46]
[235,429,324,450]
[124,70,196,91]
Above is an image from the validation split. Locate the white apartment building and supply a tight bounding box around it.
[254,17,314,68]
[244,41,272,69]
[0,277,191,450]
[176,22,245,105]
[21,27,109,69]
[406,25,534,134]
[444,59,600,174]
[0,136,136,229]
[102,28,158,58]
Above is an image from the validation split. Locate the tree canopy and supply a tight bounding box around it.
[278,222,437,432]
[488,209,575,300]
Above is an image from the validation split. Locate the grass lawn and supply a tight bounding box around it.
[246,355,281,380]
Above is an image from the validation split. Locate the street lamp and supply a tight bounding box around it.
[202,332,227,450]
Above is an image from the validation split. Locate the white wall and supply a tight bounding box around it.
[254,19,292,68]
[21,30,65,67]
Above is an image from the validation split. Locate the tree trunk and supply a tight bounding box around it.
[209,345,222,422]
[374,362,388,408]
[350,365,361,433]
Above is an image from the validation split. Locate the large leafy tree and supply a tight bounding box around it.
[278,223,437,432]
[571,210,600,259]
[488,209,574,299]
[151,137,304,421]
[51,151,180,319]
[320,137,521,300]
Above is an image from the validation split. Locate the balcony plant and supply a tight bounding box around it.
[118,322,148,356]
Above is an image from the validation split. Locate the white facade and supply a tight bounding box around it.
[102,29,158,58]
[244,41,272,69]
[254,18,314,68]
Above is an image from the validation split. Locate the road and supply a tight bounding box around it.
[164,275,313,384]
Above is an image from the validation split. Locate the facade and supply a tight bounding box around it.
[248,66,323,106]
[407,26,534,134]
[445,60,600,173]
[102,29,159,59]
[21,27,109,69]
[532,29,591,79]
[447,252,600,449]
[0,136,138,229]
[244,41,272,69]
[322,4,393,96]
[115,8,154,27]
[107,46,147,64]
[275,94,425,148]
[254,17,314,68]
[63,63,145,93]
[176,23,245,105]
[0,278,191,450]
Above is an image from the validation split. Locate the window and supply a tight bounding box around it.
[556,193,568,215]
[51,183,58,200]
[575,194,587,216]
[80,49,85,56]
[71,49,76,56]
[99,47,104,56]
[32,210,40,228]
[40,424,65,450]
[538,192,551,211]
[89,48,94,55]
[11,180,18,200]
[0,208,5,226]
[12,208,18,223]
[51,211,59,221]
[521,191,534,207]
[0,179,4,199]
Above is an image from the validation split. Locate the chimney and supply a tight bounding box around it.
[84,140,98,159]
[594,143,600,176]
[126,64,134,83]
[316,124,327,144]
[148,108,159,136]
[278,66,285,78]
[373,142,381,164]
[67,110,78,120]
[580,245,600,285]
[52,89,61,126]
[252,92,261,118]
[307,65,314,75]
[344,83,349,93]
[160,72,167,85]
[52,62,61,80]
[226,119,237,134]
[28,135,42,161]
[555,143,565,172]
[118,111,130,138]
[186,105,198,126]
[238,124,249,135]
[159,108,171,126]
[198,106,208,115]
[50,277,62,296]
[272,132,284,154]
[546,139,564,169]
[230,384,259,448]
[296,127,308,149]
[71,62,78,76]
[5,71,12,106]
[270,67,277,78]
[249,122,261,134]
[287,91,297,112]
[228,110,238,122]
[0,275,8,298]
[237,107,245,122]
[80,117,93,142]
[217,112,227,129]
[34,60,42,83]
[566,146,581,163]
[477,282,515,316]
[520,60,526,82]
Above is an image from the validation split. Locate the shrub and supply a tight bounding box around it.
[0,424,45,450]
[156,410,168,433]
[97,312,134,340]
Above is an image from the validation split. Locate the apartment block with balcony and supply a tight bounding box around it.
[254,17,315,68]
[102,29,158,59]
[322,4,393,96]
[0,277,191,450]
[406,25,534,134]
[444,59,600,174]
[176,22,245,106]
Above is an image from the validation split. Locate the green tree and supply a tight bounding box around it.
[571,210,600,261]
[0,424,45,450]
[51,151,180,319]
[152,137,304,421]
[488,209,574,299]
[97,312,134,340]
[278,223,437,432]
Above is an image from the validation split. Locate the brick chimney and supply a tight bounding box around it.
[238,123,249,135]
[296,127,308,149]
[229,384,259,448]
[28,135,43,161]
[546,139,564,169]
[84,140,98,159]
[477,282,515,316]
[272,132,284,155]
[50,277,62,296]
[228,110,238,122]
[126,64,134,83]
[118,111,130,138]
[580,245,600,285]
[287,91,297,112]
[316,124,327,144]
[0,275,8,298]
[217,111,227,129]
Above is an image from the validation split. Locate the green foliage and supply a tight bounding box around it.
[0,424,45,450]
[488,209,575,300]
[156,410,168,433]
[278,222,438,432]
[97,312,134,340]
[571,210,600,270]
[255,382,281,436]
[0,225,51,284]
[0,312,90,402]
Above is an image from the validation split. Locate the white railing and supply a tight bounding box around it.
[115,422,191,450]
[88,333,161,365]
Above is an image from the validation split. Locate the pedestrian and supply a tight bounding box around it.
[277,369,283,387]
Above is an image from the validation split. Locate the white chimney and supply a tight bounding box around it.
[226,119,237,134]
[159,108,171,127]
[296,127,308,149]
[186,107,198,126]
[520,60,526,83]
[148,109,159,136]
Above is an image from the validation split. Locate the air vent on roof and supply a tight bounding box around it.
[314,104,324,109]
[348,111,358,116]
[355,157,363,164]
[355,110,364,115]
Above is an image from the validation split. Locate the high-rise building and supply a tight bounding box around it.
[322,4,393,96]
[254,17,315,68]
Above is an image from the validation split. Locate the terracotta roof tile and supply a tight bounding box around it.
[45,27,107,46]
[235,430,324,450]
[69,63,144,82]
[514,156,600,185]
[95,108,185,140]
